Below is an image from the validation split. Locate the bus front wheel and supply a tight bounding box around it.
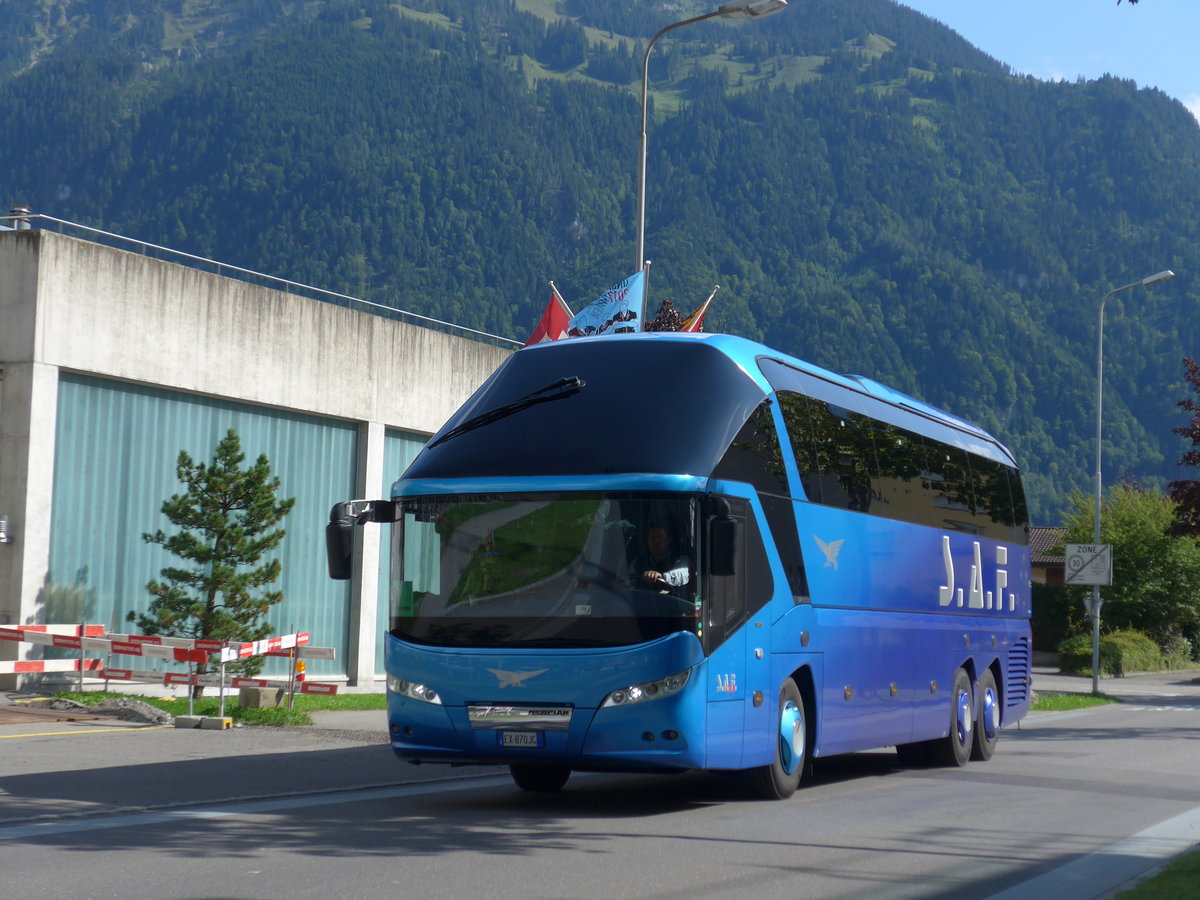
[746,679,808,800]
[931,667,973,767]
[509,764,571,793]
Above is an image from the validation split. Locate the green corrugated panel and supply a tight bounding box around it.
[376,429,427,674]
[49,374,357,678]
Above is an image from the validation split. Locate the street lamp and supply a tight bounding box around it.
[1089,268,1175,692]
[634,0,788,303]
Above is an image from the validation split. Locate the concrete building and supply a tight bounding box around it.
[0,219,516,689]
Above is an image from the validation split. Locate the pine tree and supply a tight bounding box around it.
[131,429,295,693]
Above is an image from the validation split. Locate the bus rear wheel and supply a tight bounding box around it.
[509,764,571,793]
[746,679,808,800]
[931,667,974,767]
[971,669,1000,761]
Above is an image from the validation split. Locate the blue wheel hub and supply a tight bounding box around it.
[779,700,805,775]
[981,686,998,741]
[955,689,973,746]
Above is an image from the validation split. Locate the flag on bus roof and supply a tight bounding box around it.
[522,284,573,347]
[680,285,719,333]
[567,270,645,338]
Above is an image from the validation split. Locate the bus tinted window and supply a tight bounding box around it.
[702,497,774,652]
[1010,469,1030,535]
[406,340,764,480]
[776,391,822,503]
[809,403,878,513]
[760,493,809,603]
[773,388,1027,543]
[926,444,976,532]
[713,400,789,496]
[871,423,928,525]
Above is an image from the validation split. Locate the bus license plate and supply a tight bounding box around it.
[500,731,543,748]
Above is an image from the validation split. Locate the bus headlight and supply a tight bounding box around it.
[387,674,443,705]
[601,669,691,708]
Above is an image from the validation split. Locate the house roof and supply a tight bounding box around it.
[1029,526,1068,565]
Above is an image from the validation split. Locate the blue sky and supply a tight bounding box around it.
[895,0,1200,121]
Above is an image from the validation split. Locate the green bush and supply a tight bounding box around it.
[1161,633,1196,669]
[1058,630,1163,676]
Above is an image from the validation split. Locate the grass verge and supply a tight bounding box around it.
[1113,848,1200,898]
[1029,691,1120,712]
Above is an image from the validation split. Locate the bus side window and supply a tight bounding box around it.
[967,453,1014,540]
[1007,464,1031,542]
[926,444,976,531]
[776,391,822,503]
[871,423,927,524]
[713,401,806,605]
[760,493,809,604]
[703,498,773,651]
[712,400,789,496]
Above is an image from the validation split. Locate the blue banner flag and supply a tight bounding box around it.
[566,271,645,338]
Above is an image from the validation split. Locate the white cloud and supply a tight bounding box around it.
[1185,95,1200,126]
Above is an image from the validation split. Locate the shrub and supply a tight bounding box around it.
[1162,633,1196,669]
[1058,629,1162,676]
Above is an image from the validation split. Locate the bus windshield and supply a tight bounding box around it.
[390,493,700,649]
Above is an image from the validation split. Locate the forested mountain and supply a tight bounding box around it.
[2,0,1197,523]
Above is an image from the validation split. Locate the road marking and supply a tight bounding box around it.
[0,726,170,740]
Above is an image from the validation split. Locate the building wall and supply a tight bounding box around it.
[0,229,513,686]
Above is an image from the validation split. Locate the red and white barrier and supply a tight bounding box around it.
[0,625,107,675]
[2,658,104,674]
[99,666,339,695]
[0,625,337,694]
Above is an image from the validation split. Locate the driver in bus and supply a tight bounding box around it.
[633,524,691,594]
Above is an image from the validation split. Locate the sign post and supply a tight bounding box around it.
[1065,543,1112,693]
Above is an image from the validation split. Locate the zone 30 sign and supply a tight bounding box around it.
[1064,543,1112,586]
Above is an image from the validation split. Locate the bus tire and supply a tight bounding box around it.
[931,667,973,767]
[509,764,571,793]
[746,679,808,800]
[971,669,1000,761]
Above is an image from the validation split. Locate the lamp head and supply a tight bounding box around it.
[1141,269,1175,286]
[718,0,788,18]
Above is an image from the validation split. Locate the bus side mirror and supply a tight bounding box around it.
[708,516,739,577]
[326,502,356,580]
[325,500,397,580]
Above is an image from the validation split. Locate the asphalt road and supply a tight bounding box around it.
[1,669,1198,900]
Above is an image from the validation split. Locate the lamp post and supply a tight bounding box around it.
[634,0,787,306]
[1089,268,1175,693]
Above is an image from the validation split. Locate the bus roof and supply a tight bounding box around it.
[405,332,1018,482]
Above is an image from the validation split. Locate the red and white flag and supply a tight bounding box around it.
[523,284,573,347]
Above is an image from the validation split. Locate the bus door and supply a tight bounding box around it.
[702,496,770,769]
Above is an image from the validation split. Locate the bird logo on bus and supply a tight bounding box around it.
[488,668,549,688]
[812,535,844,570]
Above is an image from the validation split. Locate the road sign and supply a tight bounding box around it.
[1065,543,1112,586]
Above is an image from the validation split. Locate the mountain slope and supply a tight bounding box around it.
[1,0,1197,523]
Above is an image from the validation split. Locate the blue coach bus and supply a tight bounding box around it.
[326,332,1031,798]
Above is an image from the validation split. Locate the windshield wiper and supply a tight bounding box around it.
[428,376,585,448]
